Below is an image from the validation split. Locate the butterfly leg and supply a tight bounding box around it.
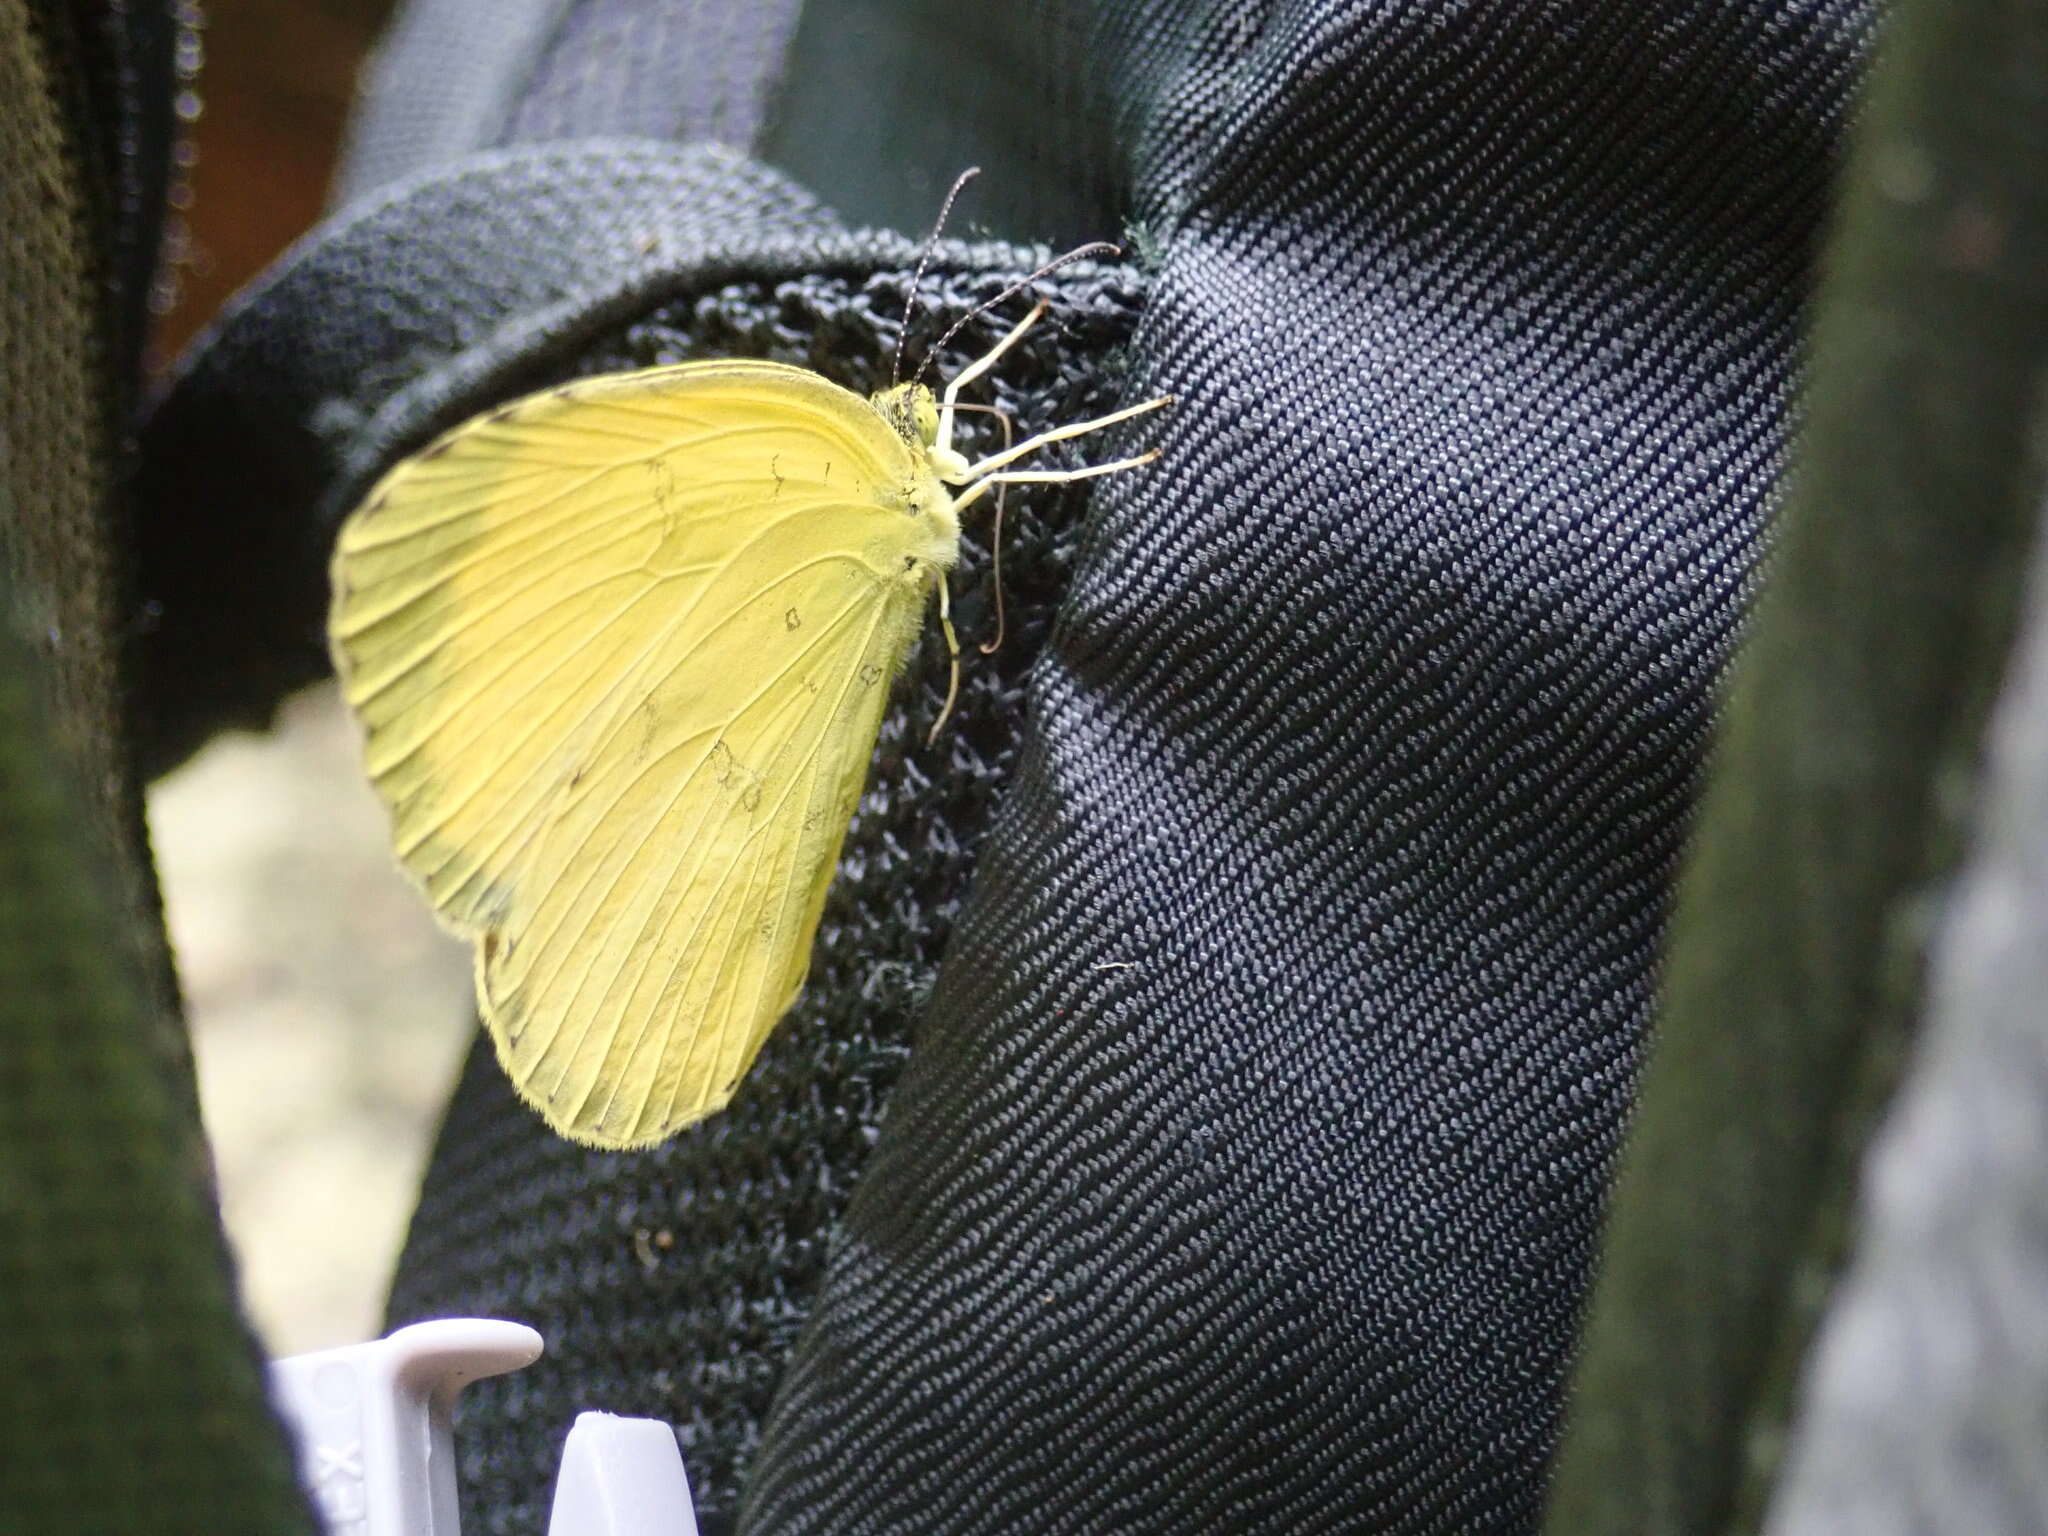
[937,300,1050,457]
[926,573,963,746]
[958,450,1162,512]
[941,401,1017,654]
[960,393,1174,481]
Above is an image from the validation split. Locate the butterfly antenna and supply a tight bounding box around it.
[893,166,982,387]
[911,241,1121,390]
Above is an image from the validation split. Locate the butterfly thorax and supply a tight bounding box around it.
[885,474,962,586]
[866,382,965,583]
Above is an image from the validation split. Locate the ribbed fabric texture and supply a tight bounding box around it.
[745,4,1875,1532]
[336,0,803,208]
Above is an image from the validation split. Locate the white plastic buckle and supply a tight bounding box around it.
[270,1318,697,1536]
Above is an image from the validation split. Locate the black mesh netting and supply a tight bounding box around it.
[130,2,1889,1533]
[381,260,1155,1536]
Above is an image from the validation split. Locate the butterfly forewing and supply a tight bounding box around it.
[331,362,944,1146]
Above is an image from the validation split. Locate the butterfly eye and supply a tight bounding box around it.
[911,387,941,445]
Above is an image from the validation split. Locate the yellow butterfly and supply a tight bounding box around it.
[329,298,1170,1148]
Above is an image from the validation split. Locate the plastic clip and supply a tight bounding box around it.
[271,1318,699,1536]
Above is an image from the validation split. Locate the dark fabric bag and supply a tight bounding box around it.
[126,2,2048,1534]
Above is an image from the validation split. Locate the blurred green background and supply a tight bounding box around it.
[147,0,475,1357]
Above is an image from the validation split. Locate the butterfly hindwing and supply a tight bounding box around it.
[479,530,922,1144]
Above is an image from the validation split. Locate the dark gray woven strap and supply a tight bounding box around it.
[336,0,805,209]
[743,2,1877,1531]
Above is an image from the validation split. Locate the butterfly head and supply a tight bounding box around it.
[872,382,971,482]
